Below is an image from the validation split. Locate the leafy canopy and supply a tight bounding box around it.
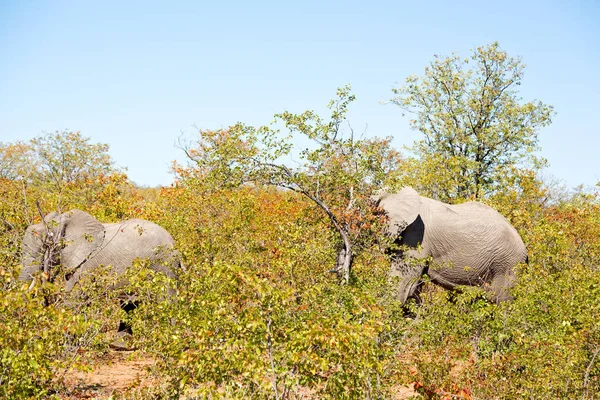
[179,86,404,282]
[391,42,554,201]
[30,131,117,188]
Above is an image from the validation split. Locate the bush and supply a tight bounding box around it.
[2,132,600,398]
[0,269,123,398]
[127,186,402,398]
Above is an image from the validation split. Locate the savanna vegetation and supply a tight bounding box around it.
[1,42,599,399]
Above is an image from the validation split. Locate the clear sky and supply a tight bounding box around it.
[1,0,598,188]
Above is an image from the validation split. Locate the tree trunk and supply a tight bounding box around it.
[336,234,353,285]
[294,189,354,284]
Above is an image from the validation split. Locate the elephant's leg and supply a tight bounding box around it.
[390,254,426,304]
[111,299,138,351]
[489,270,516,303]
[117,300,138,334]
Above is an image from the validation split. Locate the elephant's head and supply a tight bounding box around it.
[374,187,422,237]
[20,210,105,282]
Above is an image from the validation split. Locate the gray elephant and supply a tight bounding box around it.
[20,209,181,348]
[374,187,527,304]
[20,209,180,288]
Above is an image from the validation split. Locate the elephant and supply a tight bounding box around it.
[372,187,527,304]
[20,209,181,348]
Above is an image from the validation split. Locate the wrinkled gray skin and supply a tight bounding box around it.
[20,209,180,294]
[374,187,527,304]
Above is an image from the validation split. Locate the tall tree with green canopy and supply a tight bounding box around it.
[1,131,117,189]
[0,142,34,180]
[179,86,404,283]
[391,42,554,201]
[30,131,116,190]
[0,131,127,217]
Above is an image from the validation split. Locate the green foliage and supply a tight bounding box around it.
[0,267,123,398]
[392,42,554,201]
[0,179,29,269]
[179,86,403,283]
[1,52,599,398]
[128,187,401,399]
[29,131,115,187]
[0,131,133,214]
[0,142,33,180]
[0,132,146,398]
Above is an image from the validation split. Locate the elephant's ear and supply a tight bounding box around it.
[43,211,59,224]
[380,187,422,235]
[60,210,105,271]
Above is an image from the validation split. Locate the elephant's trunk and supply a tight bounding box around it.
[19,223,61,281]
[19,227,44,281]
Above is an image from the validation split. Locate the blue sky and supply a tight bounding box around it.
[1,0,598,188]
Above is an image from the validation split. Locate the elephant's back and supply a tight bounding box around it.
[445,202,520,234]
[451,201,501,217]
[104,219,175,243]
[426,200,527,275]
[100,219,177,275]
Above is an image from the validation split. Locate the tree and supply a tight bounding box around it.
[0,131,133,223]
[1,131,117,188]
[0,141,34,180]
[179,86,403,283]
[29,131,116,190]
[391,42,554,200]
